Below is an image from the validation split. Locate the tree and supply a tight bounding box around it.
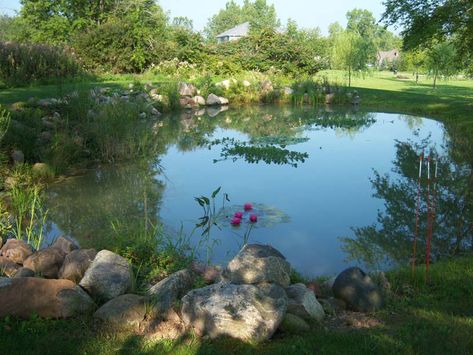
[331,30,372,87]
[0,15,22,41]
[172,16,194,31]
[382,0,473,71]
[426,41,457,89]
[401,49,427,83]
[204,0,280,41]
[18,0,118,44]
[346,9,377,38]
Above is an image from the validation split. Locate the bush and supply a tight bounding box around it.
[0,42,81,87]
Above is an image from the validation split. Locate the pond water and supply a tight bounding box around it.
[45,105,472,277]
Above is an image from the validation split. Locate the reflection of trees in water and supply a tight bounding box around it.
[341,138,473,269]
[46,162,165,250]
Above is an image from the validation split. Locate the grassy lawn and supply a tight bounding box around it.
[1,256,472,354]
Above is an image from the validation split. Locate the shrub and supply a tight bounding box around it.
[0,42,81,87]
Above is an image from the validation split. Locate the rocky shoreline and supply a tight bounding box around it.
[0,237,387,342]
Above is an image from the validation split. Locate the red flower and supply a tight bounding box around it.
[250,214,258,223]
[244,203,253,211]
[234,211,243,219]
[231,217,242,226]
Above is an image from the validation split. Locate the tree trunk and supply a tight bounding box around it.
[348,65,352,88]
[433,69,438,89]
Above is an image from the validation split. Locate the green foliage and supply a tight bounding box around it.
[73,1,168,73]
[426,41,458,88]
[0,15,22,42]
[204,0,280,40]
[0,42,81,87]
[0,106,10,142]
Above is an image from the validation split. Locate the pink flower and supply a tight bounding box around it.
[250,214,258,223]
[244,203,253,211]
[231,217,242,226]
[234,211,243,219]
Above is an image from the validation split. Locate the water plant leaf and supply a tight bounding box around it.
[211,186,221,199]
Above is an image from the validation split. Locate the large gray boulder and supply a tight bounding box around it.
[206,94,229,106]
[79,250,132,302]
[286,283,325,321]
[224,244,291,288]
[59,249,97,283]
[332,267,384,313]
[23,247,66,279]
[147,269,193,314]
[181,282,287,343]
[0,277,94,318]
[94,294,155,330]
[0,239,34,264]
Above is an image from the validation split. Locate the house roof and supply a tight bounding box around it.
[216,22,250,38]
[377,49,399,61]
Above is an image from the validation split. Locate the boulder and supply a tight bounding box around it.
[206,94,229,106]
[0,256,20,277]
[224,244,291,288]
[23,247,66,279]
[52,236,79,255]
[32,163,54,180]
[181,282,287,343]
[11,150,24,164]
[179,96,196,109]
[284,87,294,95]
[261,80,273,92]
[325,93,335,104]
[94,294,154,330]
[193,96,206,107]
[79,250,133,302]
[178,82,197,97]
[59,249,97,284]
[332,267,384,313]
[286,283,325,321]
[147,269,194,313]
[12,267,35,278]
[320,276,336,298]
[0,277,94,318]
[279,313,310,333]
[0,239,34,264]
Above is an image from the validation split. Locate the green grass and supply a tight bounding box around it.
[1,256,472,354]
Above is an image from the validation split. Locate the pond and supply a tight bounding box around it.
[44,105,473,277]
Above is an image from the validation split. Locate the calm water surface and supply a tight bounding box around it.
[46,106,468,277]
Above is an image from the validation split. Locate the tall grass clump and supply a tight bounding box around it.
[0,41,82,87]
[291,77,347,106]
[8,179,48,250]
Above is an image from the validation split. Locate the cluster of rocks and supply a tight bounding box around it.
[0,240,385,343]
[177,82,229,110]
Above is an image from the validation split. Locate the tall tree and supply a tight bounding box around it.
[204,0,280,41]
[426,41,458,89]
[382,0,473,71]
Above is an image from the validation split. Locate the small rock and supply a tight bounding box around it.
[147,269,193,313]
[23,247,66,279]
[0,239,34,264]
[59,249,97,284]
[243,80,251,87]
[224,244,291,287]
[94,294,154,330]
[10,150,24,164]
[178,82,196,97]
[286,283,325,321]
[79,250,133,302]
[0,256,20,277]
[193,96,206,107]
[206,94,229,106]
[333,267,384,313]
[12,267,35,278]
[52,236,79,255]
[279,313,310,333]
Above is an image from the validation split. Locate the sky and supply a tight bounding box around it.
[0,0,394,35]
